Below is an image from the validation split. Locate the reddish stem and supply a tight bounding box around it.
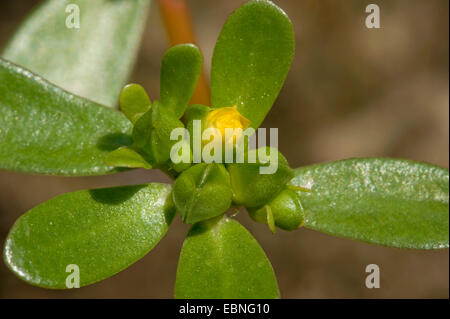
[158,0,210,106]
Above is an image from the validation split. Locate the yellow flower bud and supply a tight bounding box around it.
[205,106,250,146]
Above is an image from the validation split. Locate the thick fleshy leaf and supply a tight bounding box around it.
[2,0,149,107]
[291,158,449,249]
[4,183,175,289]
[175,216,279,299]
[119,84,151,124]
[160,44,202,118]
[0,59,133,176]
[211,0,294,128]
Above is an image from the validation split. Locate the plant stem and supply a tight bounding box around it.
[158,0,210,106]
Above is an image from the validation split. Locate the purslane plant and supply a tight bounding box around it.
[0,0,448,298]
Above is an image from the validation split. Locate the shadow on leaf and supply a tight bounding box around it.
[97,132,133,152]
[89,184,146,205]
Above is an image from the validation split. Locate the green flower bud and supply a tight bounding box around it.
[227,147,294,207]
[132,101,184,165]
[248,188,305,231]
[173,163,232,224]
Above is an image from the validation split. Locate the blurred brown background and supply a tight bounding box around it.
[0,0,448,298]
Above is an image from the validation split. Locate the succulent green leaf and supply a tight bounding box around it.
[132,101,184,165]
[175,216,279,298]
[4,183,175,289]
[119,84,151,123]
[160,44,203,118]
[0,59,133,176]
[211,0,294,128]
[2,0,149,107]
[291,158,449,249]
[173,163,232,224]
[104,146,151,169]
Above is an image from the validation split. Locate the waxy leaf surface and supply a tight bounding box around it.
[160,44,202,118]
[211,0,294,128]
[3,0,149,107]
[0,59,132,176]
[291,158,449,249]
[175,216,279,298]
[4,183,175,288]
